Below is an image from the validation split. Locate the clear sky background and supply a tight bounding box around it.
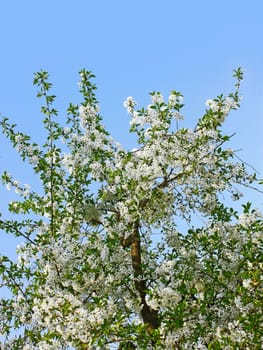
[0,0,263,259]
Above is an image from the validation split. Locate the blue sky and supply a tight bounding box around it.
[0,0,263,258]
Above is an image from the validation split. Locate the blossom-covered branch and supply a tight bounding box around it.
[0,68,262,349]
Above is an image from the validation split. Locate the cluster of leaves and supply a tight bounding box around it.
[0,68,262,349]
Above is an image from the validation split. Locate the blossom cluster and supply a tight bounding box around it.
[0,68,262,349]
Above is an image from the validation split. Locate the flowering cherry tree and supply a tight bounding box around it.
[0,69,262,349]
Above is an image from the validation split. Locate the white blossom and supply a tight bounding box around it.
[0,69,261,349]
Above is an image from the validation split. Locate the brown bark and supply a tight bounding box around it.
[130,221,159,334]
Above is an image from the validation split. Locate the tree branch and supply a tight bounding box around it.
[130,221,159,333]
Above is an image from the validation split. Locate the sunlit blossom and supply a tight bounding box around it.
[0,68,262,349]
